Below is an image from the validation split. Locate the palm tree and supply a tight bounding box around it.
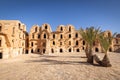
[79,27,101,64]
[99,32,116,67]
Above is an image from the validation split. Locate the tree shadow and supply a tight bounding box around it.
[30,55,82,59]
[81,56,87,58]
[25,58,90,65]
[25,54,105,67]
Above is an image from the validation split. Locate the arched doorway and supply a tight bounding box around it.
[60,27,63,31]
[31,49,33,53]
[75,33,78,38]
[109,48,112,52]
[37,49,40,52]
[51,49,54,53]
[43,49,46,53]
[26,50,28,54]
[44,34,46,39]
[76,40,78,45]
[69,27,71,32]
[76,49,80,52]
[95,48,99,52]
[45,25,47,29]
[83,41,85,45]
[69,48,71,52]
[60,48,63,53]
[0,53,2,59]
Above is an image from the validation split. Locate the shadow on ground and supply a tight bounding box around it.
[31,56,82,58]
[25,59,90,65]
[25,56,90,65]
[30,54,86,59]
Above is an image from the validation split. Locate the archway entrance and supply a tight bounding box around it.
[26,50,28,54]
[95,48,99,52]
[76,49,80,52]
[0,53,2,59]
[69,48,71,52]
[43,49,46,53]
[31,49,33,53]
[109,48,112,52]
[82,47,84,50]
[51,49,54,53]
[60,49,63,53]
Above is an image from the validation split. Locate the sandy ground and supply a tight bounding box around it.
[0,52,120,80]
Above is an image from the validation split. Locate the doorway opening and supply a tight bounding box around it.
[0,53,2,59]
[95,48,99,52]
[31,49,33,53]
[109,48,112,52]
[76,49,80,52]
[60,49,63,53]
[51,49,54,53]
[26,50,28,54]
[43,49,46,53]
[69,48,71,52]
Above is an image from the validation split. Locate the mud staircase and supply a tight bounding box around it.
[0,33,11,47]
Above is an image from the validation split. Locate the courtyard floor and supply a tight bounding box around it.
[0,52,120,80]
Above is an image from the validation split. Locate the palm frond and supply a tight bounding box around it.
[79,27,101,48]
[99,32,117,54]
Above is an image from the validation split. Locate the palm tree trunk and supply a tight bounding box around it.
[101,54,112,67]
[85,45,89,58]
[93,54,102,65]
[87,47,94,64]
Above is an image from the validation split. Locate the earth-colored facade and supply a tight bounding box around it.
[29,24,83,54]
[0,20,120,59]
[0,20,28,59]
[29,23,120,54]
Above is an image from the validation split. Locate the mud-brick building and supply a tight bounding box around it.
[113,34,120,53]
[29,23,116,54]
[29,24,84,54]
[0,20,28,59]
[0,20,120,59]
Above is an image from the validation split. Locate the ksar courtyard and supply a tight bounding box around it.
[0,20,120,80]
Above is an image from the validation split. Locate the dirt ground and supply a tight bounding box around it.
[0,52,120,80]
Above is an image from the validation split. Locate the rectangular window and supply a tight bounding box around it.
[53,41,55,45]
[76,33,78,38]
[44,34,46,39]
[69,34,71,38]
[0,26,2,32]
[38,34,40,38]
[31,42,33,47]
[45,25,47,29]
[53,34,55,39]
[76,41,78,45]
[0,40,1,47]
[37,49,40,52]
[60,34,63,39]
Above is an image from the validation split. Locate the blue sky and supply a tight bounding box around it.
[0,0,120,33]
